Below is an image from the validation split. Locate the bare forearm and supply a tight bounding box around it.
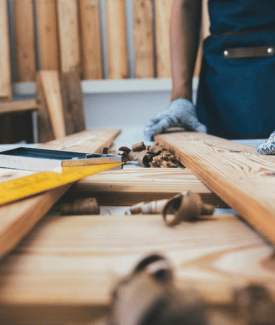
[170,0,202,101]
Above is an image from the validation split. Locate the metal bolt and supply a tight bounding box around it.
[224,50,229,57]
[267,47,274,54]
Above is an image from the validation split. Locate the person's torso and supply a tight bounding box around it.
[208,0,275,36]
[196,0,275,139]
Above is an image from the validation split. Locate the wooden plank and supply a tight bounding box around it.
[68,167,225,206]
[0,0,12,99]
[61,70,86,135]
[155,0,173,78]
[35,0,60,70]
[13,0,36,82]
[0,213,274,324]
[105,0,128,79]
[0,100,38,114]
[193,0,210,77]
[0,129,121,262]
[36,70,66,142]
[79,0,103,80]
[57,0,81,74]
[155,132,275,245]
[132,0,154,78]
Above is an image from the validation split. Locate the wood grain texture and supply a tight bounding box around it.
[79,0,103,80]
[35,0,60,70]
[61,70,86,135]
[36,70,66,142]
[13,0,36,81]
[0,0,12,99]
[57,0,81,74]
[155,0,173,78]
[155,132,275,245]
[0,213,274,324]
[193,0,210,77]
[132,0,154,78]
[0,129,121,262]
[106,0,128,79]
[0,100,38,114]
[36,71,55,142]
[69,167,225,206]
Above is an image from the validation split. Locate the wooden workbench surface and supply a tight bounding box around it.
[0,213,274,324]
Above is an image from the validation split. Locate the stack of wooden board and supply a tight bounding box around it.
[0,129,121,261]
[1,131,275,324]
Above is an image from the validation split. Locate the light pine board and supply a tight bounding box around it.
[70,167,225,206]
[36,70,66,142]
[155,0,173,78]
[155,132,275,245]
[79,0,103,80]
[0,100,38,114]
[132,0,154,78]
[61,70,86,135]
[0,213,274,324]
[105,0,128,79]
[193,0,211,77]
[0,0,12,99]
[35,0,60,70]
[57,0,81,74]
[0,129,121,261]
[13,0,36,82]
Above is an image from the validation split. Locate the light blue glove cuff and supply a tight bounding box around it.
[144,98,207,141]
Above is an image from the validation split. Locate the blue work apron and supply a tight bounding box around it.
[196,0,275,139]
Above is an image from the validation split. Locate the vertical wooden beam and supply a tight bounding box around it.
[194,0,210,77]
[0,0,12,99]
[57,0,81,74]
[105,0,128,79]
[155,0,173,78]
[61,70,86,135]
[36,70,66,142]
[13,0,36,82]
[132,0,154,78]
[79,0,103,80]
[35,0,60,70]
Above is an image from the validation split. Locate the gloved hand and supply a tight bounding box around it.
[257,131,275,154]
[143,98,207,141]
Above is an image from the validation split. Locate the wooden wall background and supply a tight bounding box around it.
[4,0,210,84]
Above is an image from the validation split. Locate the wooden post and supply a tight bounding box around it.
[13,0,36,82]
[61,70,86,135]
[106,0,128,79]
[132,0,155,78]
[57,0,81,74]
[35,0,60,70]
[193,0,210,77]
[155,0,173,78]
[79,0,103,80]
[0,0,12,99]
[36,70,66,142]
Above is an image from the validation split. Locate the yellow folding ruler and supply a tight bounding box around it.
[0,147,123,206]
[0,162,122,206]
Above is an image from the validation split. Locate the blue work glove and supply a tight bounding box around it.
[143,98,207,141]
[257,131,275,154]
